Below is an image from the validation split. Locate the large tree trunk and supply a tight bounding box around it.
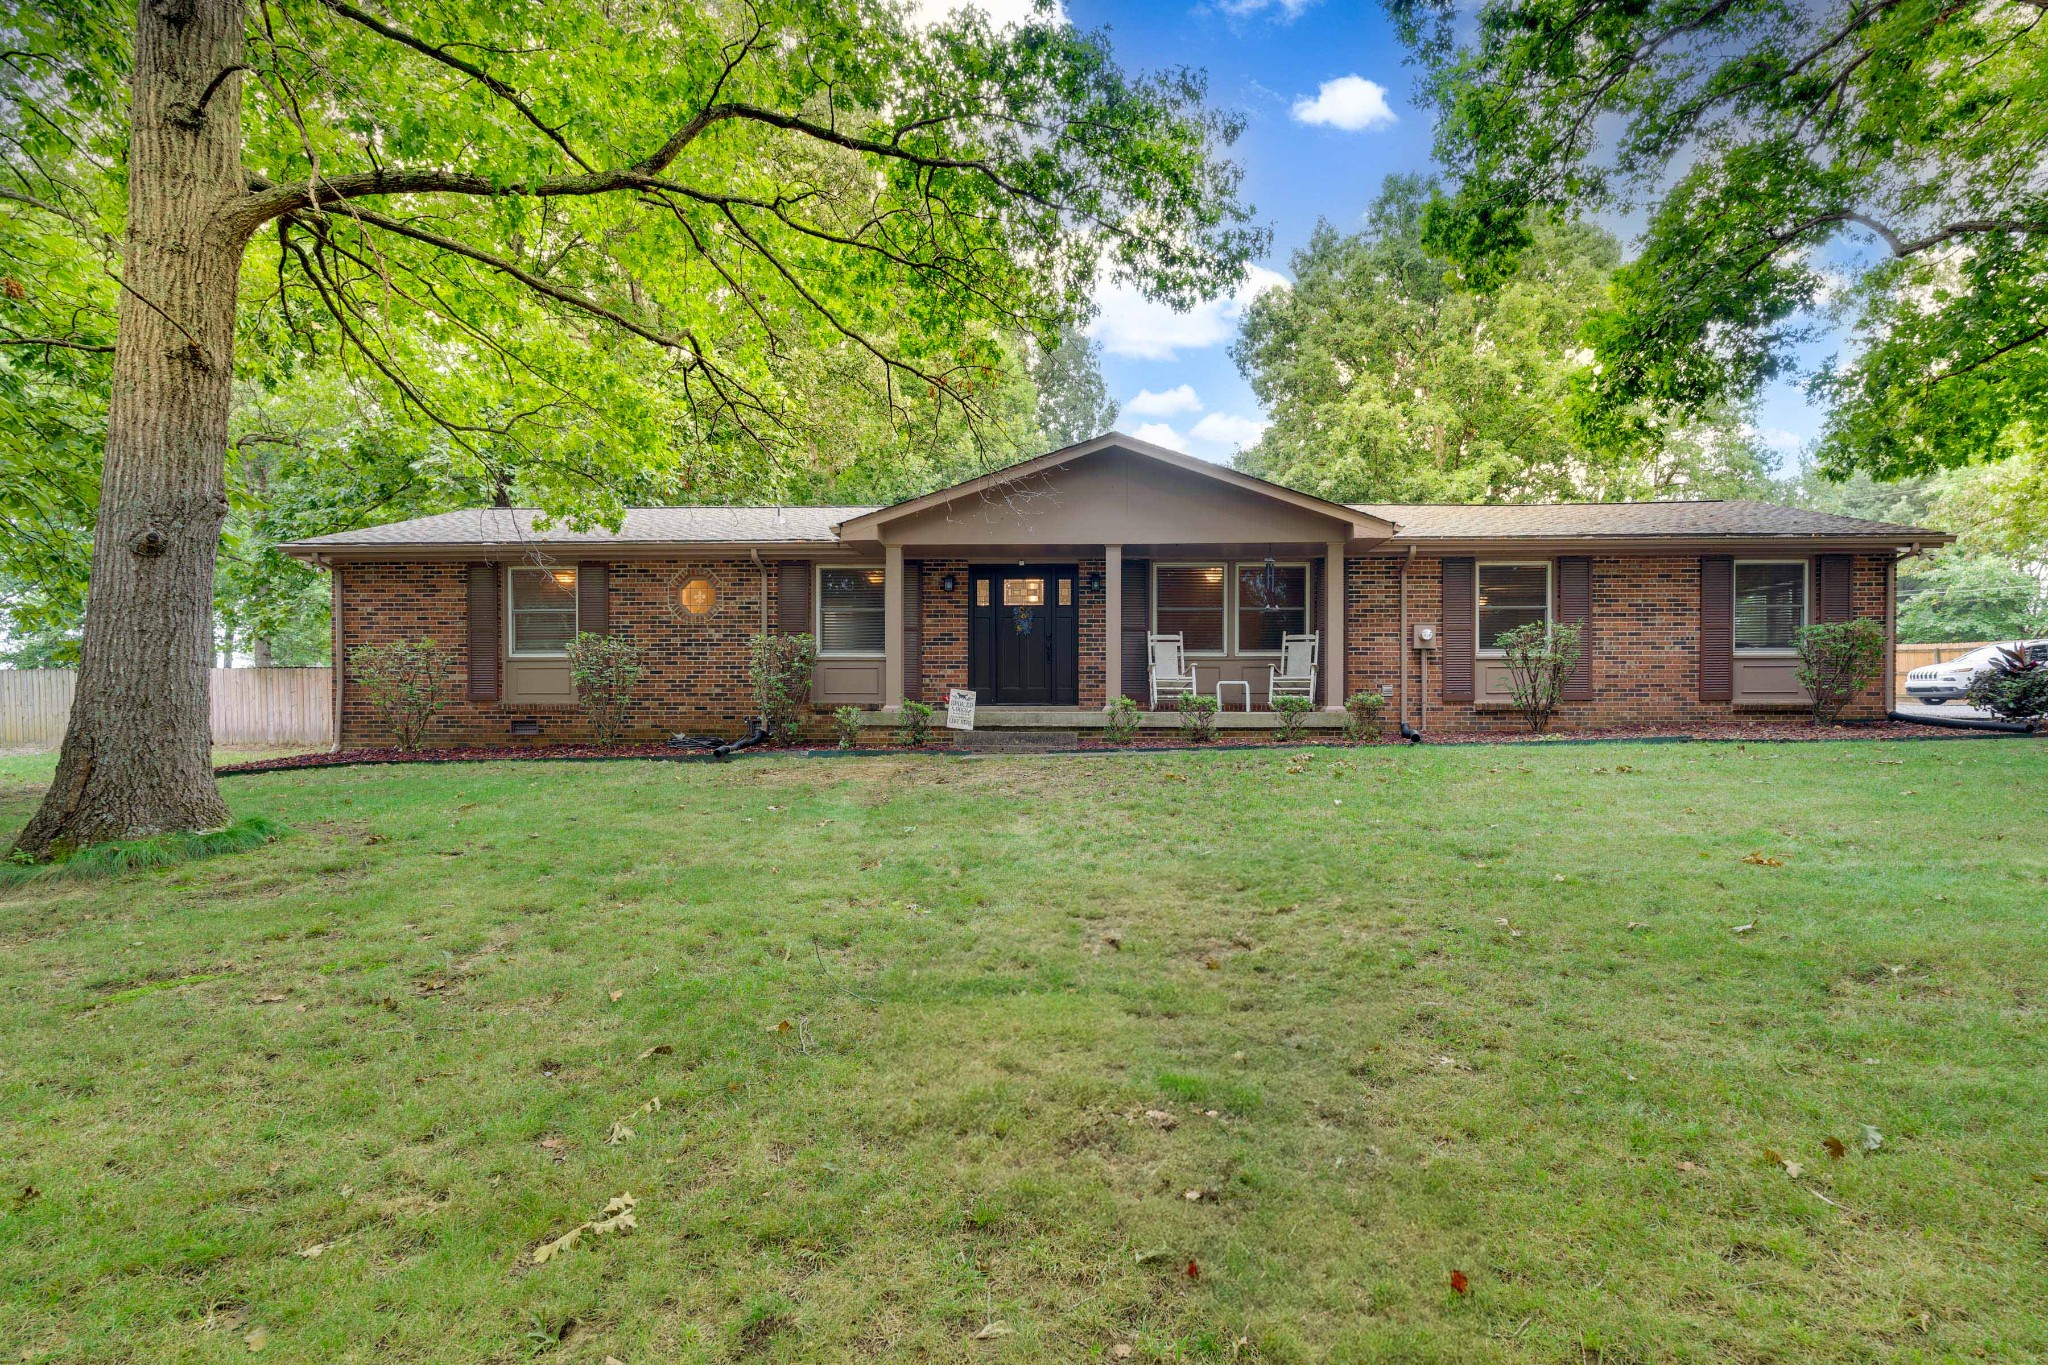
[13,0,247,858]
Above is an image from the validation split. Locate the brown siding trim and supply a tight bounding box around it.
[1557,555,1593,701]
[1817,553,1852,623]
[577,562,610,636]
[1121,558,1151,702]
[1441,557,1475,702]
[465,562,502,702]
[776,561,811,636]
[1699,555,1733,702]
[902,561,923,702]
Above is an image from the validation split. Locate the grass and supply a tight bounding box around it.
[0,816,288,888]
[0,738,2044,1363]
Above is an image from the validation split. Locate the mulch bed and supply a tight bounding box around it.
[216,717,2028,775]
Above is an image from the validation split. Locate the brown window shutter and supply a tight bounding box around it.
[776,561,811,636]
[902,561,923,702]
[1557,556,1593,701]
[1699,555,1734,702]
[577,562,609,636]
[1309,559,1325,641]
[1817,554,1852,622]
[466,562,501,702]
[1441,557,1475,702]
[1120,559,1150,702]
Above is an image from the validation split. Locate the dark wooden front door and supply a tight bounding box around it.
[969,566,1079,705]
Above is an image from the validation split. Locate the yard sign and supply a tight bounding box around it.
[946,688,976,731]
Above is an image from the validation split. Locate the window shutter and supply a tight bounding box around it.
[903,561,923,702]
[776,561,811,636]
[577,562,609,636]
[1120,559,1150,702]
[1557,556,1593,701]
[1309,559,1325,644]
[1699,555,1734,702]
[1817,554,1852,622]
[1441,557,1475,702]
[466,562,501,702]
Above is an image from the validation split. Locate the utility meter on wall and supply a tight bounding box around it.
[1413,622,1439,651]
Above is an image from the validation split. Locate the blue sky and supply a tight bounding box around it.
[933,0,1832,470]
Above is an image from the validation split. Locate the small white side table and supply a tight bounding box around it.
[1216,679,1252,712]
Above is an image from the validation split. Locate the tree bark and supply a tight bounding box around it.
[13,0,248,857]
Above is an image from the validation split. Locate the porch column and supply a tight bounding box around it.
[1325,541,1346,708]
[883,542,905,708]
[1102,545,1122,708]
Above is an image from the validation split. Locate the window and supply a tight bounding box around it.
[1476,563,1549,652]
[1734,561,1806,650]
[1235,563,1309,653]
[508,566,578,656]
[1154,564,1227,653]
[1002,577,1045,607]
[817,566,886,655]
[678,577,716,615]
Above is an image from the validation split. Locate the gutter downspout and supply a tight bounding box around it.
[1398,546,1411,731]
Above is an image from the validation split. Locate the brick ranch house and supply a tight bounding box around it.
[281,433,1951,747]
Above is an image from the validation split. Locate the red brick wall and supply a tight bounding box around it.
[1344,553,1892,733]
[337,557,780,747]
[336,550,1895,746]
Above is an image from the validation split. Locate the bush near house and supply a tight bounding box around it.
[565,633,645,745]
[1102,695,1141,745]
[1795,618,1886,723]
[896,700,937,747]
[831,705,864,750]
[346,638,456,752]
[1498,620,1583,734]
[1272,694,1316,741]
[1344,690,1386,740]
[1176,692,1219,742]
[748,632,816,741]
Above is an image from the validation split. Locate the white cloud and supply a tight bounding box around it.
[1190,412,1270,449]
[906,0,1064,27]
[1213,0,1319,18]
[1124,384,1204,419]
[1291,76,1398,133]
[1087,265,1290,361]
[1129,422,1192,453]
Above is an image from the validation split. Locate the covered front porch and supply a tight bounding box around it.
[824,435,1398,719]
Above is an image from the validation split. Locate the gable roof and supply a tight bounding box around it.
[281,505,862,555]
[832,432,1399,541]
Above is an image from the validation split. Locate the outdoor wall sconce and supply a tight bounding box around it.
[678,577,716,615]
[1086,572,1103,592]
[940,573,959,593]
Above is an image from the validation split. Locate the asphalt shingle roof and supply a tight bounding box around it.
[282,498,1941,554]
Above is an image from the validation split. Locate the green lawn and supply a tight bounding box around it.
[2,739,2044,1363]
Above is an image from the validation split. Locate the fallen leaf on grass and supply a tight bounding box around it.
[254,992,288,1004]
[603,1122,633,1146]
[971,1322,1012,1340]
[1675,1161,1701,1174]
[608,990,623,1003]
[1182,1189,1210,1202]
[1823,1137,1847,1160]
[640,1097,662,1114]
[1741,852,1784,867]
[1449,1270,1469,1295]
[1113,1347,1134,1360]
[635,1044,672,1061]
[243,1327,268,1353]
[1731,922,1755,934]
[1861,1124,1884,1153]
[1143,1109,1177,1130]
[533,1193,638,1265]
[1185,1259,1199,1280]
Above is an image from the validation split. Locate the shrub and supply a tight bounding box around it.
[897,699,936,747]
[1965,645,2048,724]
[1343,690,1386,741]
[1102,695,1141,746]
[831,705,864,750]
[565,632,644,744]
[348,638,457,751]
[1794,618,1885,723]
[1497,620,1583,734]
[1176,693,1219,743]
[1272,694,1316,742]
[748,632,816,740]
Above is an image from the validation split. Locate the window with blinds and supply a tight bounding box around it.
[1734,561,1806,650]
[1476,563,1549,651]
[1155,565,1227,652]
[817,566,886,655]
[508,567,578,656]
[1236,563,1308,652]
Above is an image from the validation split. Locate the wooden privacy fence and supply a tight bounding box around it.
[0,668,332,748]
[1894,642,1994,703]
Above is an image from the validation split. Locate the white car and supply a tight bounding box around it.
[1905,641,2048,703]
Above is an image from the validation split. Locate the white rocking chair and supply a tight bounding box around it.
[1148,633,1199,710]
[1266,632,1320,705]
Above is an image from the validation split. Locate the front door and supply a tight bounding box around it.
[969,566,1079,705]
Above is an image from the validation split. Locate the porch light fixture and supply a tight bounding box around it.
[678,577,716,615]
[940,573,958,593]
[1086,571,1101,591]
